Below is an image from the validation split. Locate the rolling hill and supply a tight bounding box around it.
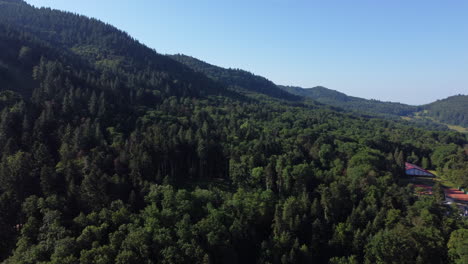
[0,1,466,263]
[422,95,468,127]
[279,85,419,116]
[170,54,300,101]
[169,55,462,131]
[280,85,468,129]
[168,55,466,130]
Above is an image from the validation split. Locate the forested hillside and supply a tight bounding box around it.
[422,95,468,127]
[170,56,461,131]
[279,85,419,116]
[0,1,467,264]
[170,54,299,101]
[280,85,468,129]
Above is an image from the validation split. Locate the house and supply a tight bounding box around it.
[405,162,434,177]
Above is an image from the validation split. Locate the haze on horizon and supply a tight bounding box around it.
[25,0,468,105]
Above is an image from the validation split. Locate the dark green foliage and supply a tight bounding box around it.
[447,229,468,264]
[0,1,467,263]
[423,95,468,127]
[280,85,420,116]
[171,54,300,101]
[280,85,468,129]
[432,182,445,203]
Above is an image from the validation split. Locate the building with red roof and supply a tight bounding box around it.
[405,162,434,177]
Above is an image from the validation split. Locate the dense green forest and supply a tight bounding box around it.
[279,85,419,116]
[422,95,468,127]
[170,55,299,101]
[0,1,467,263]
[279,85,468,129]
[170,55,467,131]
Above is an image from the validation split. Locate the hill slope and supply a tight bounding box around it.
[0,0,224,99]
[170,54,300,101]
[422,94,468,127]
[280,85,419,116]
[0,1,467,263]
[280,85,468,129]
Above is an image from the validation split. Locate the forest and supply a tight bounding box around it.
[278,85,468,129]
[0,1,467,263]
[423,95,468,127]
[278,85,420,117]
[169,55,468,130]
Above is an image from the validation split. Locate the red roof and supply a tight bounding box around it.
[413,184,468,202]
[445,188,468,202]
[405,162,433,175]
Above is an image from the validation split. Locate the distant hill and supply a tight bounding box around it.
[168,54,467,130]
[170,54,300,101]
[422,95,468,127]
[280,85,468,129]
[279,85,419,116]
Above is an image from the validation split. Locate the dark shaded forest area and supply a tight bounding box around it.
[0,1,467,263]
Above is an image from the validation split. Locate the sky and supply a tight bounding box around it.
[25,0,468,105]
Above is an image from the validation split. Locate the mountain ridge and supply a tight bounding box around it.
[279,85,468,129]
[169,53,466,129]
[169,54,300,101]
[0,1,467,263]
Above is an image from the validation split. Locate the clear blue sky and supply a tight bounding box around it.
[26,0,468,105]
